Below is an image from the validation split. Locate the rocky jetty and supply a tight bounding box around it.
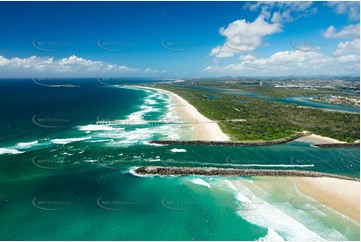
[149,133,307,147]
[133,166,359,181]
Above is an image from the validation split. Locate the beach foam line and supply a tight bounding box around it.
[258,228,285,241]
[182,176,353,240]
[0,148,25,155]
[282,193,351,240]
[51,136,92,145]
[230,179,349,241]
[225,180,325,241]
[294,188,358,223]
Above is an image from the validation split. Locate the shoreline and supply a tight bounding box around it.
[129,85,356,147]
[292,177,360,223]
[132,85,230,141]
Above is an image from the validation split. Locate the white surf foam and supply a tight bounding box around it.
[84,160,97,163]
[170,148,187,153]
[145,158,161,162]
[0,148,25,155]
[78,124,117,131]
[86,139,111,143]
[222,180,326,241]
[51,136,92,145]
[128,166,155,178]
[190,178,211,188]
[14,141,39,149]
[80,86,183,147]
[223,180,238,192]
[144,141,165,146]
[258,228,285,241]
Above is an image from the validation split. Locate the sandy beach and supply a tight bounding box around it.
[292,177,360,222]
[297,134,346,144]
[133,85,360,223]
[130,85,348,144]
[134,86,230,141]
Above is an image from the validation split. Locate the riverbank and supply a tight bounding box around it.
[292,177,360,222]
[132,85,230,141]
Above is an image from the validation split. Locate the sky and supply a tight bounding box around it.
[0,1,359,78]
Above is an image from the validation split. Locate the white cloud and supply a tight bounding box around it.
[239,54,257,61]
[210,16,282,58]
[327,2,360,21]
[323,24,360,39]
[0,55,161,77]
[204,48,359,76]
[337,54,359,63]
[333,39,360,55]
[244,1,317,23]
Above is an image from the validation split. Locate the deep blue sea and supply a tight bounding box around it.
[0,79,359,240]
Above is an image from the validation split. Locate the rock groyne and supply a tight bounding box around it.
[133,166,359,181]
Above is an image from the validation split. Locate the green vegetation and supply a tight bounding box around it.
[151,83,360,143]
[185,81,338,98]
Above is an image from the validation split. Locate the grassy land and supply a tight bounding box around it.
[151,83,360,143]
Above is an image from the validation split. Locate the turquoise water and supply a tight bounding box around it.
[0,79,359,240]
[277,96,360,113]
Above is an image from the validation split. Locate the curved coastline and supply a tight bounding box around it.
[127,85,230,141]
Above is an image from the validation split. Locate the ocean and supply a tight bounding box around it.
[0,79,359,240]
